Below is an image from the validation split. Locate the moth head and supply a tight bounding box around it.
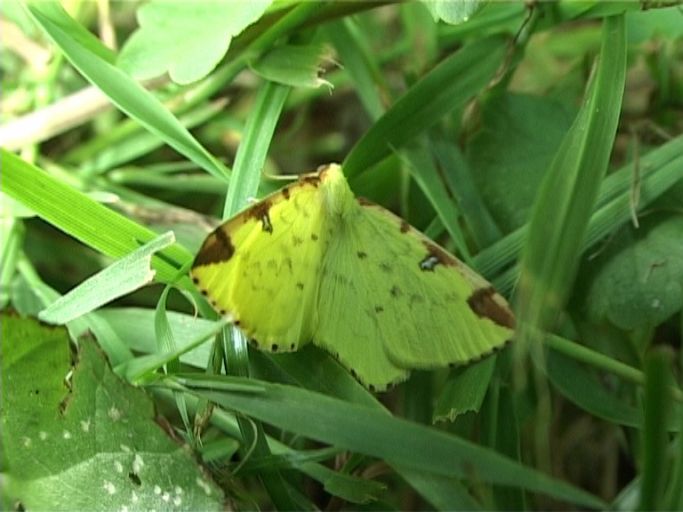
[320,164,355,217]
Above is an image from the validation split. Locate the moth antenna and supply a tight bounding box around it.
[264,165,329,182]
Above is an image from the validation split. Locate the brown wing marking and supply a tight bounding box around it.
[467,287,515,328]
[193,226,235,266]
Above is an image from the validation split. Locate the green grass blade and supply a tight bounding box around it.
[179,375,606,509]
[79,100,228,176]
[26,1,228,181]
[396,468,481,510]
[430,135,502,249]
[39,232,174,324]
[639,349,674,511]
[326,18,386,121]
[223,81,290,217]
[515,15,626,331]
[400,145,471,260]
[1,150,193,284]
[343,36,505,177]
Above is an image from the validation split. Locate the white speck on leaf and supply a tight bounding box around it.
[154,485,162,495]
[173,496,182,507]
[120,444,131,453]
[39,431,48,440]
[81,419,91,432]
[63,430,72,440]
[114,460,124,473]
[133,454,144,473]
[23,437,32,447]
[162,492,170,502]
[103,481,116,495]
[196,477,212,495]
[108,406,122,421]
[174,486,183,495]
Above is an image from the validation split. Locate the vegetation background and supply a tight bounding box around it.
[1,1,682,510]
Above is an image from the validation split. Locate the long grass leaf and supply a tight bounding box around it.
[180,375,606,509]
[26,1,228,180]
[343,37,505,177]
[1,150,193,284]
[515,15,626,330]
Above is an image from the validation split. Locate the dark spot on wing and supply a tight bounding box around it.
[467,287,515,328]
[368,384,376,392]
[374,305,384,313]
[390,285,401,298]
[290,343,296,350]
[282,187,290,200]
[234,320,241,326]
[379,262,392,273]
[192,277,199,285]
[283,257,293,272]
[219,309,226,315]
[193,227,235,266]
[249,339,258,348]
[200,289,208,296]
[128,472,142,486]
[271,344,279,352]
[296,282,304,290]
[409,294,425,305]
[247,200,273,233]
[400,220,410,233]
[293,235,304,246]
[350,368,357,378]
[335,274,350,285]
[419,241,457,271]
[311,234,318,241]
[357,251,367,259]
[301,174,321,187]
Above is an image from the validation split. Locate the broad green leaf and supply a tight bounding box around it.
[466,93,575,232]
[626,6,683,43]
[578,212,683,331]
[26,1,228,180]
[178,375,606,509]
[421,0,481,24]
[433,357,496,423]
[119,0,273,84]
[251,44,333,89]
[39,232,175,324]
[1,315,223,511]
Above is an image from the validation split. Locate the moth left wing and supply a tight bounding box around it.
[191,178,328,352]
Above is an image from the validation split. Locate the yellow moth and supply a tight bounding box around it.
[192,164,514,391]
